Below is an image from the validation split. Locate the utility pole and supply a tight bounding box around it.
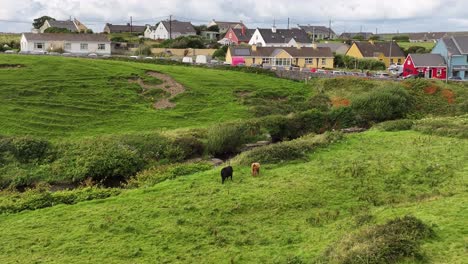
[287,17,290,30]
[169,15,172,40]
[329,19,332,39]
[389,40,393,66]
[130,16,133,34]
[312,27,315,43]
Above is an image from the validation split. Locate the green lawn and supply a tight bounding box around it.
[0,55,307,138]
[397,41,435,50]
[0,131,466,263]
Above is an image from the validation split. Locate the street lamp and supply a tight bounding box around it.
[446,52,452,84]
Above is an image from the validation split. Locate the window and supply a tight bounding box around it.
[262,58,271,64]
[437,68,442,75]
[274,58,292,66]
[34,42,44,50]
[64,43,71,50]
[305,58,314,64]
[98,44,106,50]
[398,59,402,64]
[321,58,326,65]
[80,43,88,50]
[390,58,394,64]
[252,58,256,64]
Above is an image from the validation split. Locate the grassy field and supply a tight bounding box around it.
[397,41,435,50]
[0,55,467,263]
[0,55,307,138]
[0,130,466,263]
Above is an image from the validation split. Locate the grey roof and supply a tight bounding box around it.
[105,23,146,33]
[409,32,447,41]
[440,36,468,55]
[230,46,333,58]
[257,28,310,44]
[340,32,374,39]
[353,41,405,57]
[48,20,78,32]
[230,28,255,42]
[161,20,196,35]
[409,54,446,67]
[23,33,110,42]
[299,25,336,36]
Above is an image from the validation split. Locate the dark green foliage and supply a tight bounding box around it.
[404,46,430,56]
[213,46,228,59]
[352,86,413,122]
[207,25,220,32]
[44,27,72,33]
[206,122,260,156]
[333,54,386,70]
[308,94,332,112]
[54,139,146,183]
[171,136,205,160]
[323,215,434,264]
[9,137,51,163]
[33,16,55,29]
[110,36,127,42]
[0,187,120,214]
[392,35,410,42]
[375,119,414,132]
[328,107,359,128]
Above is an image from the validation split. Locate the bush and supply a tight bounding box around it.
[352,86,413,122]
[171,136,205,160]
[53,139,145,183]
[413,115,468,139]
[375,119,414,132]
[206,122,259,156]
[308,94,332,112]
[234,132,343,165]
[323,215,434,264]
[10,137,51,163]
[213,46,228,59]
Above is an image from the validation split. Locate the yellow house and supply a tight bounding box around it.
[346,41,406,67]
[226,45,334,69]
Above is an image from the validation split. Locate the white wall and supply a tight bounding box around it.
[248,29,266,46]
[21,36,111,55]
[153,23,169,40]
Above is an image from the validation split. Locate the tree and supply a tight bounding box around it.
[44,27,72,33]
[33,16,55,29]
[207,25,220,32]
[369,35,381,41]
[194,25,208,35]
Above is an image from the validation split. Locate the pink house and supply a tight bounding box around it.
[403,54,447,79]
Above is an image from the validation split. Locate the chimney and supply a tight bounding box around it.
[312,43,317,49]
[272,26,277,33]
[242,26,246,36]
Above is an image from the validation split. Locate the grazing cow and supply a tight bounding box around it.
[221,166,233,184]
[251,163,261,177]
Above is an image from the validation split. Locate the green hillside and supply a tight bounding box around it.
[0,55,306,138]
[0,130,466,263]
[0,55,467,263]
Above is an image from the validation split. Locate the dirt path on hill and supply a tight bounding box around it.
[129,71,186,109]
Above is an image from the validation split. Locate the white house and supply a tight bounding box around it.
[20,33,111,55]
[39,18,88,33]
[248,27,312,47]
[145,20,196,40]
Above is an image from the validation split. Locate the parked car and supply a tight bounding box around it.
[4,50,16,54]
[332,71,346,76]
[374,72,390,78]
[448,76,462,80]
[144,57,154,60]
[316,69,329,74]
[129,55,140,59]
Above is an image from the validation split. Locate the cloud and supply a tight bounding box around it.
[0,0,467,33]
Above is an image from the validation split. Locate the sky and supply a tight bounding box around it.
[1,0,468,34]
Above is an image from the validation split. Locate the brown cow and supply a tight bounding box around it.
[251,163,261,177]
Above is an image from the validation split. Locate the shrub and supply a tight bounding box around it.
[352,86,413,122]
[308,94,332,112]
[413,115,468,139]
[375,119,414,132]
[53,139,145,183]
[171,136,205,160]
[120,133,171,161]
[234,132,343,165]
[323,215,434,264]
[10,137,51,163]
[206,122,259,156]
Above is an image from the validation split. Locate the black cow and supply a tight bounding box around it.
[221,166,233,184]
